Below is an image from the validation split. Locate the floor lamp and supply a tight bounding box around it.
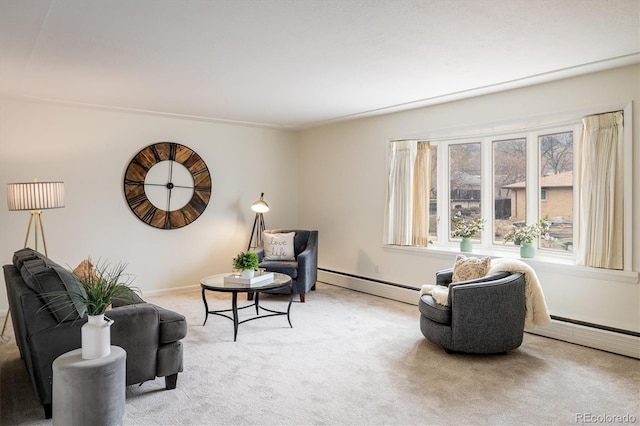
[247,193,269,250]
[2,180,65,339]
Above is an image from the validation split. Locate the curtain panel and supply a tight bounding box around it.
[384,141,415,245]
[576,111,624,270]
[412,142,432,246]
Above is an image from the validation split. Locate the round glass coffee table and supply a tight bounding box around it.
[200,272,293,341]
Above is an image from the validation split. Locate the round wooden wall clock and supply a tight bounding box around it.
[123,142,211,229]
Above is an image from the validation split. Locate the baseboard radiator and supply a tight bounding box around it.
[318,269,640,359]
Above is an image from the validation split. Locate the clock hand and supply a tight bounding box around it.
[166,182,174,212]
[167,160,175,212]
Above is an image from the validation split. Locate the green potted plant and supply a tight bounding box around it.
[503,218,552,258]
[451,211,485,252]
[232,251,260,278]
[41,258,141,359]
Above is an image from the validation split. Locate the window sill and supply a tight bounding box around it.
[383,244,639,284]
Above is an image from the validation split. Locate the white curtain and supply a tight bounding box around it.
[412,142,432,246]
[576,111,624,270]
[384,141,415,245]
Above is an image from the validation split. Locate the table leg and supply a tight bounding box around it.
[201,288,209,326]
[232,291,239,341]
[286,288,294,328]
[254,292,260,315]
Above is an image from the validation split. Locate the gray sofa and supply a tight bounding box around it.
[419,268,526,354]
[255,229,318,302]
[3,248,187,419]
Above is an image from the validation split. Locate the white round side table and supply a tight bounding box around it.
[52,346,126,426]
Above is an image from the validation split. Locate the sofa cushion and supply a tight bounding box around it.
[258,261,298,279]
[263,232,296,260]
[19,254,87,322]
[111,287,146,307]
[155,306,187,344]
[452,255,490,283]
[419,294,452,324]
[13,248,41,270]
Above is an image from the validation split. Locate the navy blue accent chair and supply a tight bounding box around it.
[254,229,318,302]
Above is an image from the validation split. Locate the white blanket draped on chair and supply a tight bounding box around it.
[487,258,551,329]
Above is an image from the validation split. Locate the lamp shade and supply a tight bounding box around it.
[7,181,65,211]
[251,193,269,213]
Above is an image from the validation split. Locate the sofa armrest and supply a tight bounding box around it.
[449,274,526,327]
[154,305,187,343]
[108,303,164,385]
[108,303,160,344]
[296,239,318,288]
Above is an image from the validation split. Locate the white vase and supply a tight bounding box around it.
[81,314,114,359]
[241,270,255,279]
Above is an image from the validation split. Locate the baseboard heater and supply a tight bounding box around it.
[317,268,640,359]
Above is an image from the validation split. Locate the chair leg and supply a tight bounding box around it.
[165,373,178,390]
[247,292,254,301]
[299,292,305,303]
[44,403,52,419]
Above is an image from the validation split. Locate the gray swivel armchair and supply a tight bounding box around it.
[419,268,526,354]
[254,229,318,302]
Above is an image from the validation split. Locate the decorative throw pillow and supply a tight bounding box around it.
[452,254,491,283]
[73,259,100,282]
[263,232,296,261]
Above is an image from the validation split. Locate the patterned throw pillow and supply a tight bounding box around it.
[452,255,491,283]
[263,232,296,261]
[73,259,100,282]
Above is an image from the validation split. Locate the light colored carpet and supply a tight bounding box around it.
[1,282,639,425]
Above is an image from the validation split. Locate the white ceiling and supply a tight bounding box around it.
[1,0,638,129]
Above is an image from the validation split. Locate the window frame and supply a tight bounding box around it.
[384,102,634,273]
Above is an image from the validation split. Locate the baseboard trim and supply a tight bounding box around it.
[318,269,640,359]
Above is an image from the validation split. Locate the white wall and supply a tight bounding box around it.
[297,65,640,333]
[0,98,298,306]
[2,66,639,335]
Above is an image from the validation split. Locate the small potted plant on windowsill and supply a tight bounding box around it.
[232,251,260,279]
[503,218,552,258]
[451,211,486,252]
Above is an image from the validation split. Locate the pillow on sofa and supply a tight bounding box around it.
[73,259,100,282]
[452,255,491,283]
[12,247,40,271]
[20,258,86,322]
[263,232,296,261]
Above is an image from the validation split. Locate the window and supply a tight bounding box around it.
[449,143,481,241]
[428,144,438,241]
[385,108,629,271]
[539,131,573,251]
[492,138,526,244]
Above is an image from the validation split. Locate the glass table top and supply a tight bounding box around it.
[200,272,291,291]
